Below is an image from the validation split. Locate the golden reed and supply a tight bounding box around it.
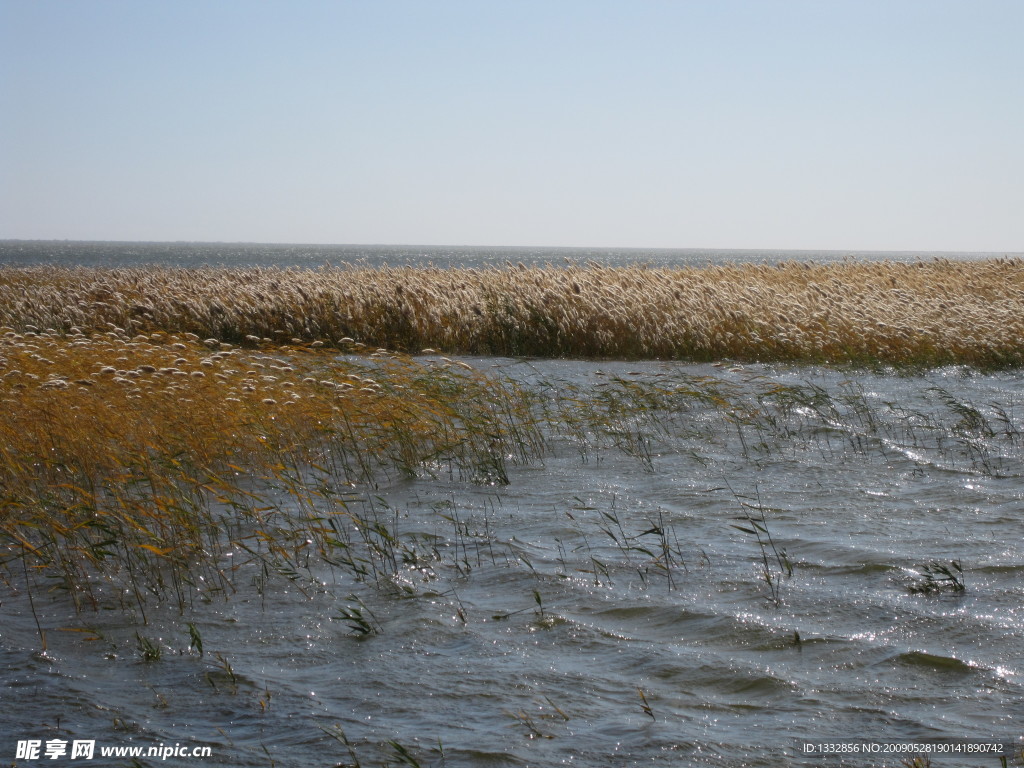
[0,327,540,609]
[2,259,1022,367]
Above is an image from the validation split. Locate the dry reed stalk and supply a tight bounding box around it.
[1,259,1022,367]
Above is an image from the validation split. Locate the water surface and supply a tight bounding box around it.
[3,358,1023,766]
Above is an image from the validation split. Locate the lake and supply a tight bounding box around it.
[1,243,1022,766]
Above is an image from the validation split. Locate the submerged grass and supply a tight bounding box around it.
[2,258,1024,367]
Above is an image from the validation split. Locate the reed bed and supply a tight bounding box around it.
[0,328,542,612]
[2,259,1024,367]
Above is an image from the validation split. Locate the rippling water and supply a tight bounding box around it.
[1,239,1021,269]
[3,358,1023,766]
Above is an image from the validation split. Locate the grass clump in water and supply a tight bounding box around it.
[907,560,966,594]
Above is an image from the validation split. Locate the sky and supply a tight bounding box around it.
[1,0,1022,251]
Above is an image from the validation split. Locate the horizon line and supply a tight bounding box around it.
[2,238,1022,256]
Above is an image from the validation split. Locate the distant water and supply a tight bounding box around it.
[1,240,1020,269]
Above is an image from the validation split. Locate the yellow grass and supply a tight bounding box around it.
[1,259,1022,367]
[0,328,540,609]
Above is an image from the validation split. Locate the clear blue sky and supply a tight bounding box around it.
[2,0,1021,250]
